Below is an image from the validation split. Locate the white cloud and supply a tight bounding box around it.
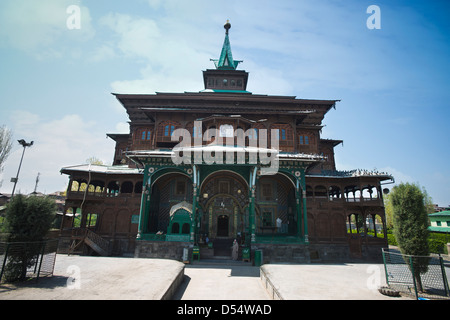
[0,0,94,57]
[115,122,130,134]
[89,44,116,62]
[0,112,114,194]
[379,166,415,185]
[101,12,211,93]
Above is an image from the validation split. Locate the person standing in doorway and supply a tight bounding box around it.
[232,239,239,260]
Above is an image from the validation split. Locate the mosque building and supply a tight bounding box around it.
[60,21,393,262]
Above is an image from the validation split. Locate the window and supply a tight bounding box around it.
[141,130,151,141]
[253,128,258,140]
[261,183,272,200]
[134,128,153,147]
[157,121,180,146]
[270,124,293,150]
[86,213,98,228]
[182,223,190,234]
[262,211,273,227]
[176,181,186,195]
[164,125,175,137]
[299,135,309,145]
[171,223,180,234]
[219,124,234,138]
[120,181,134,194]
[219,181,230,194]
[193,126,202,138]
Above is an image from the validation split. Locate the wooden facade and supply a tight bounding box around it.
[60,22,393,261]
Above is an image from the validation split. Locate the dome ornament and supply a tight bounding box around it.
[224,20,231,34]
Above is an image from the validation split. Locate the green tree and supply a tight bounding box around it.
[391,183,430,292]
[4,195,56,281]
[384,192,394,229]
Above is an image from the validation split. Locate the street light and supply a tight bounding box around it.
[11,139,34,198]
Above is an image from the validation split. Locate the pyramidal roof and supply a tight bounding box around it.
[211,20,243,70]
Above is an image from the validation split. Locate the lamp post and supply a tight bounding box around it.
[11,139,34,198]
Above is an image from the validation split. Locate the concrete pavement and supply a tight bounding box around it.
[260,263,410,300]
[0,254,412,300]
[0,255,184,300]
[173,261,270,300]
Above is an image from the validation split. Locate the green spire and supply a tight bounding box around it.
[211,20,242,70]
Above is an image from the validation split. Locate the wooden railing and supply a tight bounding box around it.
[68,228,110,256]
[85,229,110,256]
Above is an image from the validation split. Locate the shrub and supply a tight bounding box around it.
[3,195,55,282]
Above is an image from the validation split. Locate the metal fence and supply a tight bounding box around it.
[382,248,450,300]
[0,239,59,283]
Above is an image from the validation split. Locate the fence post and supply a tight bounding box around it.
[409,256,419,300]
[438,254,450,297]
[36,241,47,282]
[0,243,10,283]
[382,248,390,287]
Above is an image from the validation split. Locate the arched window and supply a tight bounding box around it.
[328,186,341,201]
[156,121,181,146]
[219,124,234,138]
[134,181,143,194]
[107,181,120,197]
[171,223,180,234]
[120,181,133,194]
[164,124,175,137]
[181,223,190,234]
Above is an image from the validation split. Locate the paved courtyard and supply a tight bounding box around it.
[0,254,417,300]
[0,255,184,300]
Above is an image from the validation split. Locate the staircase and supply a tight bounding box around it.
[68,228,110,256]
[213,238,233,258]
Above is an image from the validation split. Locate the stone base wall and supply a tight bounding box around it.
[134,241,193,260]
[308,243,351,262]
[253,242,385,264]
[134,241,385,263]
[252,243,311,264]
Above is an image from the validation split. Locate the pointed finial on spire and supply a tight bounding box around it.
[224,20,231,35]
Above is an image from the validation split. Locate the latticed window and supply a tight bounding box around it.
[298,131,316,153]
[261,183,272,200]
[156,121,181,144]
[270,123,293,151]
[247,123,266,147]
[299,135,309,145]
[164,125,175,137]
[134,127,153,149]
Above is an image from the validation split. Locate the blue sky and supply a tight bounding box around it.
[0,0,449,206]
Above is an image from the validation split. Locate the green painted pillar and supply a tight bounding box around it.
[249,167,257,243]
[137,166,151,239]
[191,165,199,244]
[295,186,302,239]
[250,187,256,243]
[300,169,309,243]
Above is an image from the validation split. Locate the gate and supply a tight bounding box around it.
[382,248,450,300]
[0,239,59,283]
